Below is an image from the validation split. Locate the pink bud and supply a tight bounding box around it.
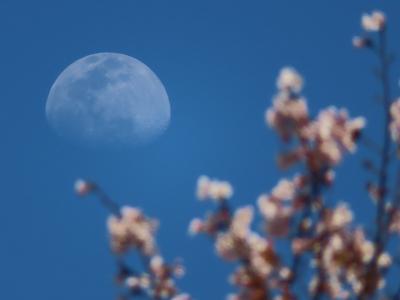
[74,179,92,196]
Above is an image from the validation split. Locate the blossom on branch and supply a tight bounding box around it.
[276,67,304,93]
[258,175,308,237]
[196,175,233,201]
[266,91,309,142]
[74,179,94,196]
[390,99,400,143]
[362,10,386,32]
[107,206,158,255]
[352,36,372,49]
[311,107,365,166]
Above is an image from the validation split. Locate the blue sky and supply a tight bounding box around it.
[1,1,400,299]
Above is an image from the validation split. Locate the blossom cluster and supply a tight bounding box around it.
[75,180,190,300]
[353,10,386,49]
[258,176,303,237]
[267,67,365,172]
[74,9,400,300]
[196,175,233,201]
[188,14,400,295]
[293,202,392,298]
[191,179,284,300]
[362,11,386,32]
[265,67,309,142]
[189,60,369,298]
[109,207,190,299]
[107,206,158,255]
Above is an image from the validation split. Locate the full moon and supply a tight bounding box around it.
[46,53,170,146]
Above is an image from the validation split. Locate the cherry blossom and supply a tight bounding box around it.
[74,179,93,196]
[107,206,158,255]
[196,175,233,201]
[276,67,304,93]
[362,10,386,32]
[390,99,400,142]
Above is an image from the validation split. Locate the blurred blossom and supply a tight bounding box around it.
[377,252,392,268]
[267,69,364,172]
[362,10,386,32]
[215,206,255,260]
[390,99,400,142]
[227,294,240,300]
[258,195,291,237]
[215,232,239,261]
[107,206,158,255]
[357,237,375,263]
[315,107,365,152]
[188,218,204,235]
[101,203,190,299]
[308,276,319,295]
[271,179,295,200]
[125,276,141,289]
[352,36,371,48]
[173,264,186,278]
[330,203,353,229]
[324,170,336,185]
[257,176,308,237]
[230,206,254,238]
[367,183,381,202]
[311,107,365,166]
[276,67,304,93]
[171,294,191,300]
[150,255,164,276]
[186,19,394,297]
[193,199,274,298]
[258,194,278,219]
[292,238,312,254]
[188,206,231,237]
[196,175,233,201]
[277,149,305,170]
[315,226,381,297]
[266,92,309,141]
[279,267,291,280]
[74,179,93,196]
[125,275,150,290]
[389,209,400,233]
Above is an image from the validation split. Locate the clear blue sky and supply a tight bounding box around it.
[1,1,400,299]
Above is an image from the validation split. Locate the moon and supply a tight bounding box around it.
[46,53,170,146]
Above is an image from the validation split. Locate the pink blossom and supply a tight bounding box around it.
[196,175,233,201]
[390,99,400,142]
[377,252,392,268]
[389,209,400,233]
[215,206,254,260]
[266,92,309,141]
[271,179,296,200]
[276,67,304,93]
[352,36,371,48]
[258,194,278,219]
[329,203,353,229]
[188,218,204,235]
[74,179,93,196]
[107,206,157,255]
[171,294,191,300]
[362,10,386,32]
[312,107,365,165]
[150,255,164,276]
[230,206,254,238]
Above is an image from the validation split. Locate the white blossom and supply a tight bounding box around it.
[276,67,304,93]
[362,10,386,32]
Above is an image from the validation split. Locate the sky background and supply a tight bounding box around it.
[1,1,400,299]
